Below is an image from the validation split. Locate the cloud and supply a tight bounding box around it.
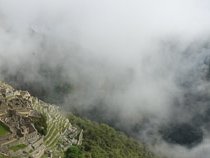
[1,0,210,157]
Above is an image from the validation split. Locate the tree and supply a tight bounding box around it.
[65,145,83,158]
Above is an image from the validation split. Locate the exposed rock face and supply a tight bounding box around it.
[0,81,82,158]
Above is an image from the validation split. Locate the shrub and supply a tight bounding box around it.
[65,145,83,158]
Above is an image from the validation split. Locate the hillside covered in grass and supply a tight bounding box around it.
[67,114,157,158]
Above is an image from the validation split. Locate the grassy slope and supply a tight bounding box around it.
[9,144,27,152]
[0,122,10,136]
[68,114,157,158]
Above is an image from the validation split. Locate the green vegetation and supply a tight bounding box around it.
[32,113,48,135]
[67,114,156,158]
[9,144,27,152]
[0,154,9,158]
[65,145,83,158]
[0,122,10,136]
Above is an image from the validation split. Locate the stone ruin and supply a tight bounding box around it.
[0,82,45,158]
[0,81,83,158]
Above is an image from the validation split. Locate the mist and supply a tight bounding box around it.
[1,0,210,157]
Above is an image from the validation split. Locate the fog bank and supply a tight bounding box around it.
[1,0,210,157]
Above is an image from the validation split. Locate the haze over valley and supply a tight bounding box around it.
[1,0,210,157]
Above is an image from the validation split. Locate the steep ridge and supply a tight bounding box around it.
[0,81,158,158]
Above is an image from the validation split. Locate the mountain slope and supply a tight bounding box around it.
[0,81,158,158]
[68,114,157,158]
